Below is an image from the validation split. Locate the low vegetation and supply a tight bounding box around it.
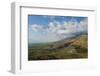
[28,35,88,60]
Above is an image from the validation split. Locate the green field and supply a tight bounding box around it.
[28,35,88,60]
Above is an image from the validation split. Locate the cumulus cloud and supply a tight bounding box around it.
[30,18,87,42]
[31,24,43,32]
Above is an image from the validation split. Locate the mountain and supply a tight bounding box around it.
[48,34,87,51]
[28,34,88,60]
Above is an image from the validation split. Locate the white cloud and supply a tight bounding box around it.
[29,18,87,43]
[31,24,43,32]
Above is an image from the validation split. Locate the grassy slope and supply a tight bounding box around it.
[28,35,88,60]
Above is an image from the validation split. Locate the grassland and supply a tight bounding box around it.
[28,35,88,60]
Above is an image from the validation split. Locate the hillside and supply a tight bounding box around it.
[28,35,88,60]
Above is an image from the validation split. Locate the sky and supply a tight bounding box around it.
[28,15,88,44]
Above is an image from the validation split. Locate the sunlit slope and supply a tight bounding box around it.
[28,35,88,60]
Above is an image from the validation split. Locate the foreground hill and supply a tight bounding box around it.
[28,35,88,60]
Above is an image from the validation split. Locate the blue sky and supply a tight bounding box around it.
[28,15,87,44]
[28,15,86,26]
